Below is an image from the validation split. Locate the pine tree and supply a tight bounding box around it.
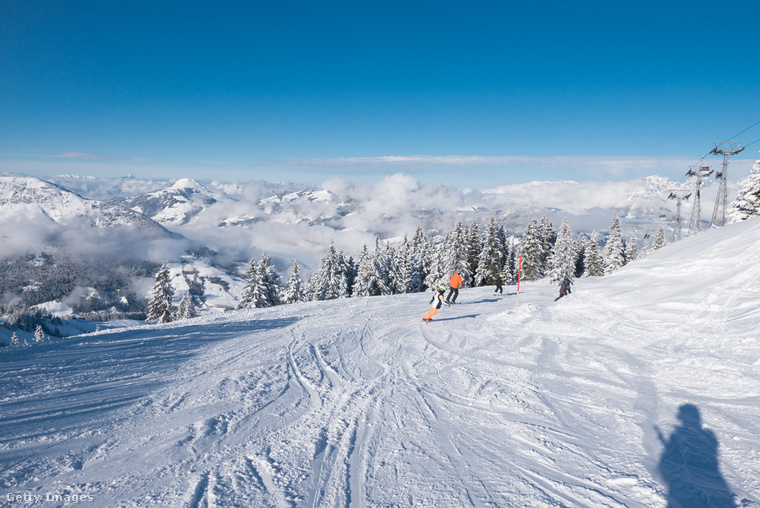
[728,158,760,222]
[335,250,354,298]
[502,237,516,283]
[147,263,175,323]
[625,227,639,263]
[496,223,508,266]
[284,261,305,304]
[353,245,375,297]
[518,219,545,281]
[445,221,472,285]
[546,217,575,283]
[425,241,448,290]
[410,226,430,292]
[176,292,197,319]
[475,217,502,286]
[11,332,19,346]
[258,253,284,306]
[584,230,604,277]
[603,213,625,275]
[377,242,396,295]
[573,233,587,278]
[467,222,481,279]
[650,224,668,251]
[538,216,557,267]
[308,242,351,300]
[34,324,45,343]
[393,235,413,294]
[239,259,266,309]
[343,254,357,297]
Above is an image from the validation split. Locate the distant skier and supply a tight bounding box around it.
[554,276,573,302]
[446,272,463,304]
[494,273,505,295]
[424,285,447,321]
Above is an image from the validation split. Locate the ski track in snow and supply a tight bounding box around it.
[2,220,760,507]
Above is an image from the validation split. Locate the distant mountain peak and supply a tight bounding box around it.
[169,178,208,194]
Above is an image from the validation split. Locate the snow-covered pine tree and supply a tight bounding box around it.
[307,242,343,301]
[425,241,448,291]
[335,250,354,298]
[573,233,587,278]
[475,217,502,286]
[353,245,375,297]
[650,224,668,251]
[583,230,604,277]
[146,263,175,323]
[378,242,397,295]
[545,217,575,283]
[176,292,197,319]
[728,158,760,222]
[284,261,305,304]
[502,237,516,284]
[518,219,545,281]
[34,324,45,343]
[238,259,266,309]
[409,229,426,292]
[445,221,472,286]
[258,253,284,306]
[603,213,625,275]
[410,226,431,292]
[467,222,481,280]
[538,216,557,267]
[345,255,357,296]
[10,332,19,346]
[625,227,639,264]
[393,235,413,294]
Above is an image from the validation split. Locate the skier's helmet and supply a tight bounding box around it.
[438,285,446,292]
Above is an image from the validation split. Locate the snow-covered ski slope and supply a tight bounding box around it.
[2,220,760,507]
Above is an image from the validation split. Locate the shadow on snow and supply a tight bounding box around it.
[430,314,481,322]
[655,404,736,508]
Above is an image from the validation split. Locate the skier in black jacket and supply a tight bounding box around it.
[554,276,573,302]
[494,273,505,295]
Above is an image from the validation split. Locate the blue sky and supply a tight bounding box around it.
[1,0,759,188]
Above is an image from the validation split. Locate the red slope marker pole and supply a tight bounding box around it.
[515,255,523,310]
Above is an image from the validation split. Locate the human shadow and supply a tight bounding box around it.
[432,314,481,322]
[655,404,736,508]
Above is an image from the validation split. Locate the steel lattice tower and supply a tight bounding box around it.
[668,189,691,241]
[687,161,710,236]
[710,142,744,228]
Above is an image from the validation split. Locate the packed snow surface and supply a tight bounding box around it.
[2,220,760,507]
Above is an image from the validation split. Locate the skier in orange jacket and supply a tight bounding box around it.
[423,285,447,321]
[445,272,463,304]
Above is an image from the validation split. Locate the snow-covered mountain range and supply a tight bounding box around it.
[0,176,169,231]
[0,172,730,317]
[44,172,726,263]
[1,214,758,507]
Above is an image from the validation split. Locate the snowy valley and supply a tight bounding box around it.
[1,216,759,507]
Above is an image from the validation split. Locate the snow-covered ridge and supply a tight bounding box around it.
[0,176,167,231]
[0,176,93,222]
[116,178,218,226]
